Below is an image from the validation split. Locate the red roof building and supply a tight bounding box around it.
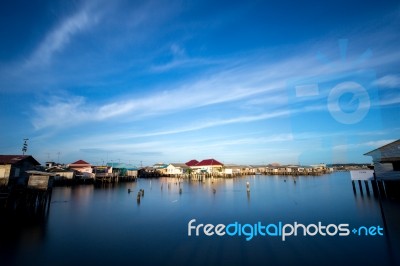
[68,160,92,174]
[190,158,224,174]
[185,159,199,167]
[70,160,91,165]
[196,159,223,167]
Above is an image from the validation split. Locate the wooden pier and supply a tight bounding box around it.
[350,170,400,199]
[1,171,54,213]
[95,173,119,183]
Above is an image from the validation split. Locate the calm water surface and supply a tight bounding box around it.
[2,172,400,266]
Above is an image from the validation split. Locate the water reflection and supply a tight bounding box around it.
[1,172,399,266]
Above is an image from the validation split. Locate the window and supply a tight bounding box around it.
[14,167,20,177]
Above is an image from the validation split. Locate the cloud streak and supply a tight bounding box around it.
[374,74,400,88]
[25,4,99,67]
[31,37,400,131]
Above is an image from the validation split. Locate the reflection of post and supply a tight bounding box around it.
[364,181,370,196]
[352,181,357,195]
[375,173,388,230]
[374,173,395,264]
[358,180,364,196]
[246,181,250,199]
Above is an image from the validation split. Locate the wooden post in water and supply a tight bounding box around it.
[374,173,388,233]
[377,181,387,199]
[358,180,364,195]
[364,181,370,196]
[352,181,357,195]
[47,189,52,210]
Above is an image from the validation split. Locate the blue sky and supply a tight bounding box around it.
[0,0,399,166]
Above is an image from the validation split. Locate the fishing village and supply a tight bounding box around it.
[0,140,400,266]
[0,155,354,209]
[1,139,400,212]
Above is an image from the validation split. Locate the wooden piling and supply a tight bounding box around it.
[352,181,357,195]
[371,180,379,196]
[137,193,141,204]
[364,181,370,196]
[358,180,364,195]
[377,181,387,198]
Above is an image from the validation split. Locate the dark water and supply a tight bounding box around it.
[1,172,400,266]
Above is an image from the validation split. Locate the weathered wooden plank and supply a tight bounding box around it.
[28,175,54,190]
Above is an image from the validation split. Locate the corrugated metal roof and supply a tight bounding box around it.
[364,139,400,156]
[106,163,138,170]
[169,163,189,168]
[0,155,40,165]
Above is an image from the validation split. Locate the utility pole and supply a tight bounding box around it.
[22,138,29,155]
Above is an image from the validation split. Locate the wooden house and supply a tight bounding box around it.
[0,155,40,187]
[26,170,55,190]
[47,167,75,180]
[364,139,400,180]
[167,163,189,176]
[190,159,224,174]
[152,163,168,176]
[68,160,93,174]
[105,163,138,178]
[224,164,243,175]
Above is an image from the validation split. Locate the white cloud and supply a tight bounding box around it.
[31,60,290,129]
[374,74,400,88]
[25,5,99,67]
[333,139,396,151]
[32,95,91,129]
[29,32,400,138]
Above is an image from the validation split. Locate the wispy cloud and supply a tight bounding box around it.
[25,4,99,67]
[70,110,292,145]
[31,36,400,131]
[374,74,400,88]
[32,95,90,129]
[31,60,290,129]
[333,139,396,151]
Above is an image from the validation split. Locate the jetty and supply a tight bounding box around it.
[353,139,400,199]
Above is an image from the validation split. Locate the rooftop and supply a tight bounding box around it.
[70,160,91,166]
[0,155,40,165]
[196,159,223,166]
[185,159,199,166]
